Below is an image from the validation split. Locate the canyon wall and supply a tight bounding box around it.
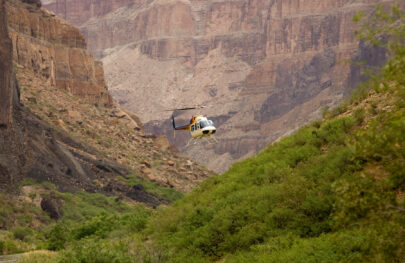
[0,0,22,187]
[7,0,112,106]
[0,0,14,127]
[43,0,394,172]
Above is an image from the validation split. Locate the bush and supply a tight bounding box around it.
[47,224,70,251]
[12,227,33,241]
[18,251,59,263]
[0,240,4,254]
[73,213,116,240]
[59,239,133,263]
[353,108,366,125]
[122,175,184,202]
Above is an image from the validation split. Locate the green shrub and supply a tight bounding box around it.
[17,214,33,225]
[0,240,4,254]
[73,213,116,240]
[18,251,59,263]
[47,224,70,251]
[59,239,133,263]
[29,192,37,200]
[353,108,366,125]
[12,227,33,241]
[59,192,132,224]
[122,175,184,202]
[19,178,37,186]
[3,240,21,254]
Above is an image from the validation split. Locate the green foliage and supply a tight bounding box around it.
[72,213,118,240]
[323,103,348,119]
[48,205,153,262]
[353,108,366,124]
[47,224,70,251]
[19,178,37,186]
[0,240,22,255]
[28,192,37,200]
[122,174,184,202]
[0,240,4,254]
[59,239,133,263]
[224,229,387,263]
[58,192,132,224]
[12,227,33,241]
[18,251,59,263]
[146,115,363,261]
[354,3,405,89]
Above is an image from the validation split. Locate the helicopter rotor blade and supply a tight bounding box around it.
[164,105,208,112]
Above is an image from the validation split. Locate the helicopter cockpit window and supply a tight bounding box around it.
[200,120,209,128]
[191,125,194,131]
[208,120,214,127]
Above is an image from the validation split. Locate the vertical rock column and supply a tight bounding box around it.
[0,0,13,127]
[0,0,18,187]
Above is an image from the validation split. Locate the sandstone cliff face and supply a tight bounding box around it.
[42,0,137,25]
[43,0,393,172]
[7,0,112,106]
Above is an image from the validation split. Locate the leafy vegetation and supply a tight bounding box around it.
[0,187,152,258]
[119,174,184,202]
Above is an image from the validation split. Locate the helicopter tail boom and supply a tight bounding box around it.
[172,115,190,130]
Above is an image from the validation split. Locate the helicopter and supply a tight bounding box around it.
[169,106,216,139]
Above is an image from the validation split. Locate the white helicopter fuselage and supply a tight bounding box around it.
[190,116,216,139]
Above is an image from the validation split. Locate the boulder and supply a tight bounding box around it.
[41,195,62,220]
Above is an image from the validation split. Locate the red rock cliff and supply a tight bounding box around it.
[7,0,113,106]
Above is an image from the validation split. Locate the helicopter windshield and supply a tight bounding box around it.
[200,120,214,128]
[200,120,209,128]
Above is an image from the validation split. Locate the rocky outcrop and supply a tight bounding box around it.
[7,0,112,106]
[40,194,63,219]
[43,0,394,172]
[0,0,14,127]
[0,0,24,188]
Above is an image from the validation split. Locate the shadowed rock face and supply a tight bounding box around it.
[0,0,14,128]
[255,49,336,123]
[0,0,22,186]
[43,0,394,172]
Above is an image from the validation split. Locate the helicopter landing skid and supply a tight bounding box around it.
[206,136,218,145]
[186,138,197,147]
[186,136,218,147]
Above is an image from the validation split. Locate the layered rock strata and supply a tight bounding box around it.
[7,0,112,106]
[43,0,394,172]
